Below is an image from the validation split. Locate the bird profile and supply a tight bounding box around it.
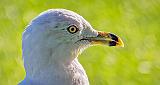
[19,9,124,85]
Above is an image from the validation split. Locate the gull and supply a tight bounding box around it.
[19,9,124,85]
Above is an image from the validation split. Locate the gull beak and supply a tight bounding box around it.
[85,31,124,47]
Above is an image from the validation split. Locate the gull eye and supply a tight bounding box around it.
[67,25,79,34]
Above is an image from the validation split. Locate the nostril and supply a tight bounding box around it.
[109,33,118,42]
[97,31,108,37]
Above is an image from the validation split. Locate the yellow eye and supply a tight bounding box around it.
[67,25,79,34]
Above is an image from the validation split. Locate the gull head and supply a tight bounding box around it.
[22,9,124,79]
[21,9,124,84]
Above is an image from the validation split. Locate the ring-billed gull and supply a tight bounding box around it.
[19,9,124,85]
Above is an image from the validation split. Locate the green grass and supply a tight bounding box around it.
[0,0,160,85]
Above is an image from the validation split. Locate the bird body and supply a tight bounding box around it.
[19,9,124,85]
[20,58,89,85]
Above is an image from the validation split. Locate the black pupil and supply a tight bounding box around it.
[71,27,75,31]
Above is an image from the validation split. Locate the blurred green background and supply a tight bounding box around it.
[0,0,160,85]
